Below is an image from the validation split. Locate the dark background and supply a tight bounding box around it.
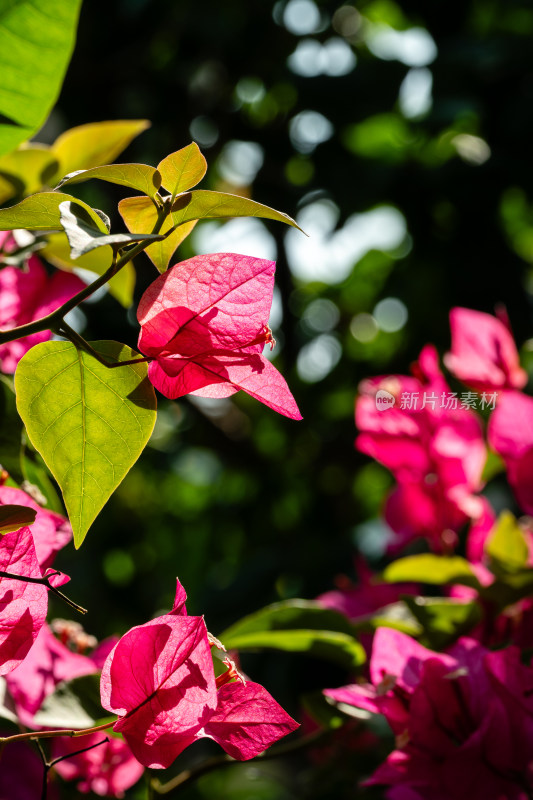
[41,1,533,795]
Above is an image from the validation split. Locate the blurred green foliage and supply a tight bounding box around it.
[26,0,533,795]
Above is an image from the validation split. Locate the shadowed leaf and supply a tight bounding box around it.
[56,163,161,200]
[0,505,37,534]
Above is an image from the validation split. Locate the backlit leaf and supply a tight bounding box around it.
[170,190,303,232]
[0,505,36,534]
[56,163,161,200]
[119,195,197,273]
[0,146,58,204]
[59,201,164,259]
[0,376,23,482]
[220,600,365,669]
[15,341,157,547]
[403,596,482,649]
[486,510,529,574]
[0,1,82,157]
[383,554,481,588]
[42,233,135,308]
[0,193,107,232]
[158,142,207,198]
[49,120,150,184]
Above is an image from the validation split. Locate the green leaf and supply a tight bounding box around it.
[0,192,108,232]
[56,163,162,200]
[158,142,207,198]
[0,145,59,203]
[49,120,150,184]
[0,376,23,482]
[403,596,482,649]
[42,233,135,309]
[219,600,365,669]
[119,195,197,273]
[382,554,481,589]
[0,678,18,724]
[0,504,36,534]
[366,601,423,637]
[59,201,164,259]
[15,341,157,547]
[170,190,304,233]
[0,1,82,157]
[486,510,529,574]
[33,674,104,730]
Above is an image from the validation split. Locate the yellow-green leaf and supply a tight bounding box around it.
[118,196,197,273]
[383,554,481,588]
[157,142,207,198]
[56,163,162,200]
[0,193,108,232]
[15,341,157,547]
[0,505,37,535]
[170,190,303,232]
[49,120,150,185]
[0,145,59,203]
[42,233,135,309]
[486,510,529,573]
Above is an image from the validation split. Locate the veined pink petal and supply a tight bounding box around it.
[137,253,276,354]
[0,528,48,676]
[101,614,217,769]
[149,353,301,420]
[0,486,71,571]
[202,680,299,760]
[444,307,527,391]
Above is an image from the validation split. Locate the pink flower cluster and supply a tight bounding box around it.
[322,306,533,797]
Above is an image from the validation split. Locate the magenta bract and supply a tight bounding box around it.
[101,579,299,768]
[137,253,301,419]
[444,307,527,392]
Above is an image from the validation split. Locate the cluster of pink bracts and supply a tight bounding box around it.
[320,307,533,799]
[0,485,298,796]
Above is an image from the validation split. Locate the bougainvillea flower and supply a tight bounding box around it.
[325,629,533,799]
[0,255,85,373]
[6,623,97,726]
[0,485,71,571]
[51,733,144,798]
[444,307,527,392]
[137,253,301,419]
[488,390,533,514]
[0,527,49,676]
[101,579,299,769]
[356,345,486,551]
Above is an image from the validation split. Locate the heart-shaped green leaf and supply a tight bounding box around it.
[119,196,197,273]
[0,192,107,232]
[56,163,162,200]
[15,341,157,547]
[0,0,82,157]
[158,142,207,198]
[59,201,164,259]
[0,505,37,534]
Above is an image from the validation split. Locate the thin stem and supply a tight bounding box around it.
[48,737,109,769]
[0,569,87,614]
[0,719,116,747]
[0,204,170,347]
[152,729,329,795]
[58,322,152,369]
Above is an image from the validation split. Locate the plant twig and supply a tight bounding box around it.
[0,569,87,614]
[0,719,116,748]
